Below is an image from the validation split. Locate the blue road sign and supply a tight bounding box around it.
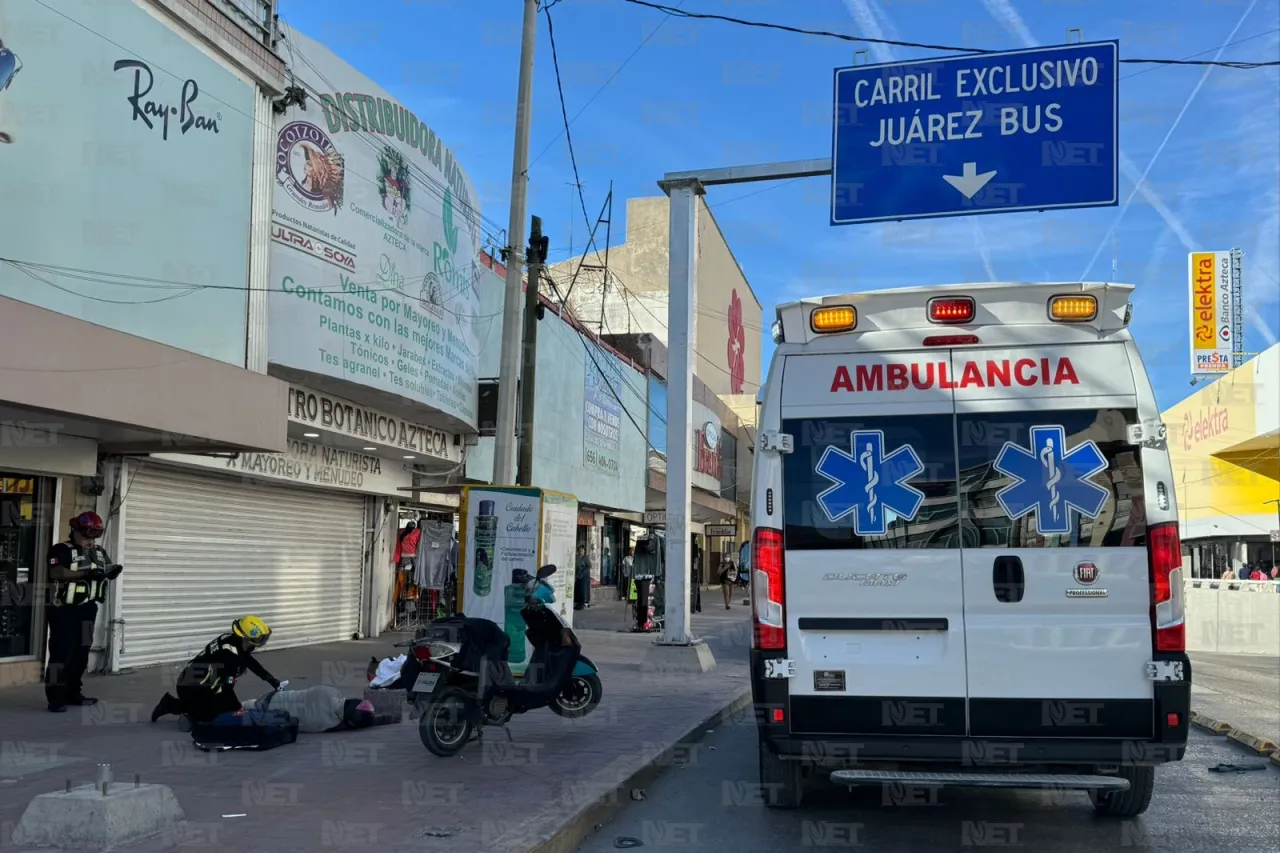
[830,41,1118,226]
[993,425,1111,537]
[816,430,925,536]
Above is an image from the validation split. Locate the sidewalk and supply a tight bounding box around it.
[0,612,751,853]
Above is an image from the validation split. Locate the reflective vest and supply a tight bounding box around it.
[185,635,244,694]
[52,544,109,607]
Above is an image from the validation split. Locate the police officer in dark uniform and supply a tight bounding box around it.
[45,511,122,712]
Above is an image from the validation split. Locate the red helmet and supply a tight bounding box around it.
[71,511,105,538]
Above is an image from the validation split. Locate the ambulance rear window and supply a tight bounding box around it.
[956,408,1147,547]
[781,415,959,550]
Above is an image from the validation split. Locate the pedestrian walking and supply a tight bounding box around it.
[719,553,736,610]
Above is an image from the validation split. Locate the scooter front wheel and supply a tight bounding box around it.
[418,687,474,757]
[549,673,603,719]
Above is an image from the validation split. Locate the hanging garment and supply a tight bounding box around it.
[415,521,454,590]
[632,536,665,579]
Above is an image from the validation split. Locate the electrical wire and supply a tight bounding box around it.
[543,4,765,393]
[619,0,1280,67]
[530,0,690,169]
[0,257,507,321]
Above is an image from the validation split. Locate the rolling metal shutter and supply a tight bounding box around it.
[117,463,366,670]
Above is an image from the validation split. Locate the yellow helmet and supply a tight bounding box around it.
[232,615,271,647]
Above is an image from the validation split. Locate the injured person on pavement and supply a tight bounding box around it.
[242,684,397,733]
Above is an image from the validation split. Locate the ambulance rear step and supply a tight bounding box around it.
[829,770,1130,791]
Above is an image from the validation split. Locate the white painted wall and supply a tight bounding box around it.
[1185,580,1280,655]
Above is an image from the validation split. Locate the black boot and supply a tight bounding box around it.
[151,692,180,723]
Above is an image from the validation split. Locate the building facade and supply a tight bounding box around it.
[548,195,764,426]
[1164,343,1280,578]
[0,0,294,686]
[604,333,753,581]
[97,18,487,670]
[467,255,649,586]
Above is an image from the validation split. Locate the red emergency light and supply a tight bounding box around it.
[927,296,975,324]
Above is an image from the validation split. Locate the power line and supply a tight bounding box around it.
[543,5,765,391]
[530,0,690,169]
[0,257,506,322]
[618,0,1280,68]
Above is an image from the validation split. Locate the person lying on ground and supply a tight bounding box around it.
[243,684,396,733]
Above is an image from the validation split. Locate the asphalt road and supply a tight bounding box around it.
[1189,651,1280,745]
[575,722,1279,853]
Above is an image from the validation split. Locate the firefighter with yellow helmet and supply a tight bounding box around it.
[151,616,284,724]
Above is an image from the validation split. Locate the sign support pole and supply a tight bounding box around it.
[657,178,702,647]
[656,159,831,654]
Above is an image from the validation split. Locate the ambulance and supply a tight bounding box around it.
[749,282,1189,816]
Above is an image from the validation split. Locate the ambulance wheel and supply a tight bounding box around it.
[758,739,803,809]
[1089,765,1155,817]
[418,687,473,757]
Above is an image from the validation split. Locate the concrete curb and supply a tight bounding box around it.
[1191,708,1279,758]
[1189,710,1232,735]
[493,687,754,853]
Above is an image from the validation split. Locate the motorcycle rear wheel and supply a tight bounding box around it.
[419,687,474,757]
[549,673,603,718]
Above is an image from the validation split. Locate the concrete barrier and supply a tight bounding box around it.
[1184,580,1280,655]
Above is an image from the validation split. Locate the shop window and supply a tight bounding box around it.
[1,475,55,659]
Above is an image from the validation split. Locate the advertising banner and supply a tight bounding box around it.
[458,487,577,674]
[583,342,623,477]
[0,0,255,365]
[1188,250,1235,376]
[268,28,483,429]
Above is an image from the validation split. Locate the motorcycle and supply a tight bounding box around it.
[402,564,604,757]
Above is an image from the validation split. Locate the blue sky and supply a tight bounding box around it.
[278,0,1279,411]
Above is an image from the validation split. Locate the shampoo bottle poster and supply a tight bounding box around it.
[462,489,538,638]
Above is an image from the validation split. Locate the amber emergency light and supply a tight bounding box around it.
[1049,295,1097,322]
[810,305,857,333]
[927,296,975,324]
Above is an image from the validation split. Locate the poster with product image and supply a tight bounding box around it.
[540,492,580,625]
[457,487,576,675]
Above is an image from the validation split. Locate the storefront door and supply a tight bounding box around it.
[1,474,55,660]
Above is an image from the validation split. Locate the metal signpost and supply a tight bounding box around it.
[830,42,1119,225]
[658,42,1123,656]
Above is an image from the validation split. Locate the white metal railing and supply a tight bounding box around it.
[1187,578,1280,593]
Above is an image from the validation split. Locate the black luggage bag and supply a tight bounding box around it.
[192,708,300,752]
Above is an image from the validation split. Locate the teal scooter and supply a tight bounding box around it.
[411,565,604,757]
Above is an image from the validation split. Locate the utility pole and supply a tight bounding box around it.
[492,0,539,486]
[517,215,548,486]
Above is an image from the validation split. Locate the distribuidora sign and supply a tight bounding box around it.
[268,26,483,430]
[1188,251,1236,376]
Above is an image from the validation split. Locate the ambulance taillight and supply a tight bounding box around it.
[927,296,975,324]
[751,528,786,651]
